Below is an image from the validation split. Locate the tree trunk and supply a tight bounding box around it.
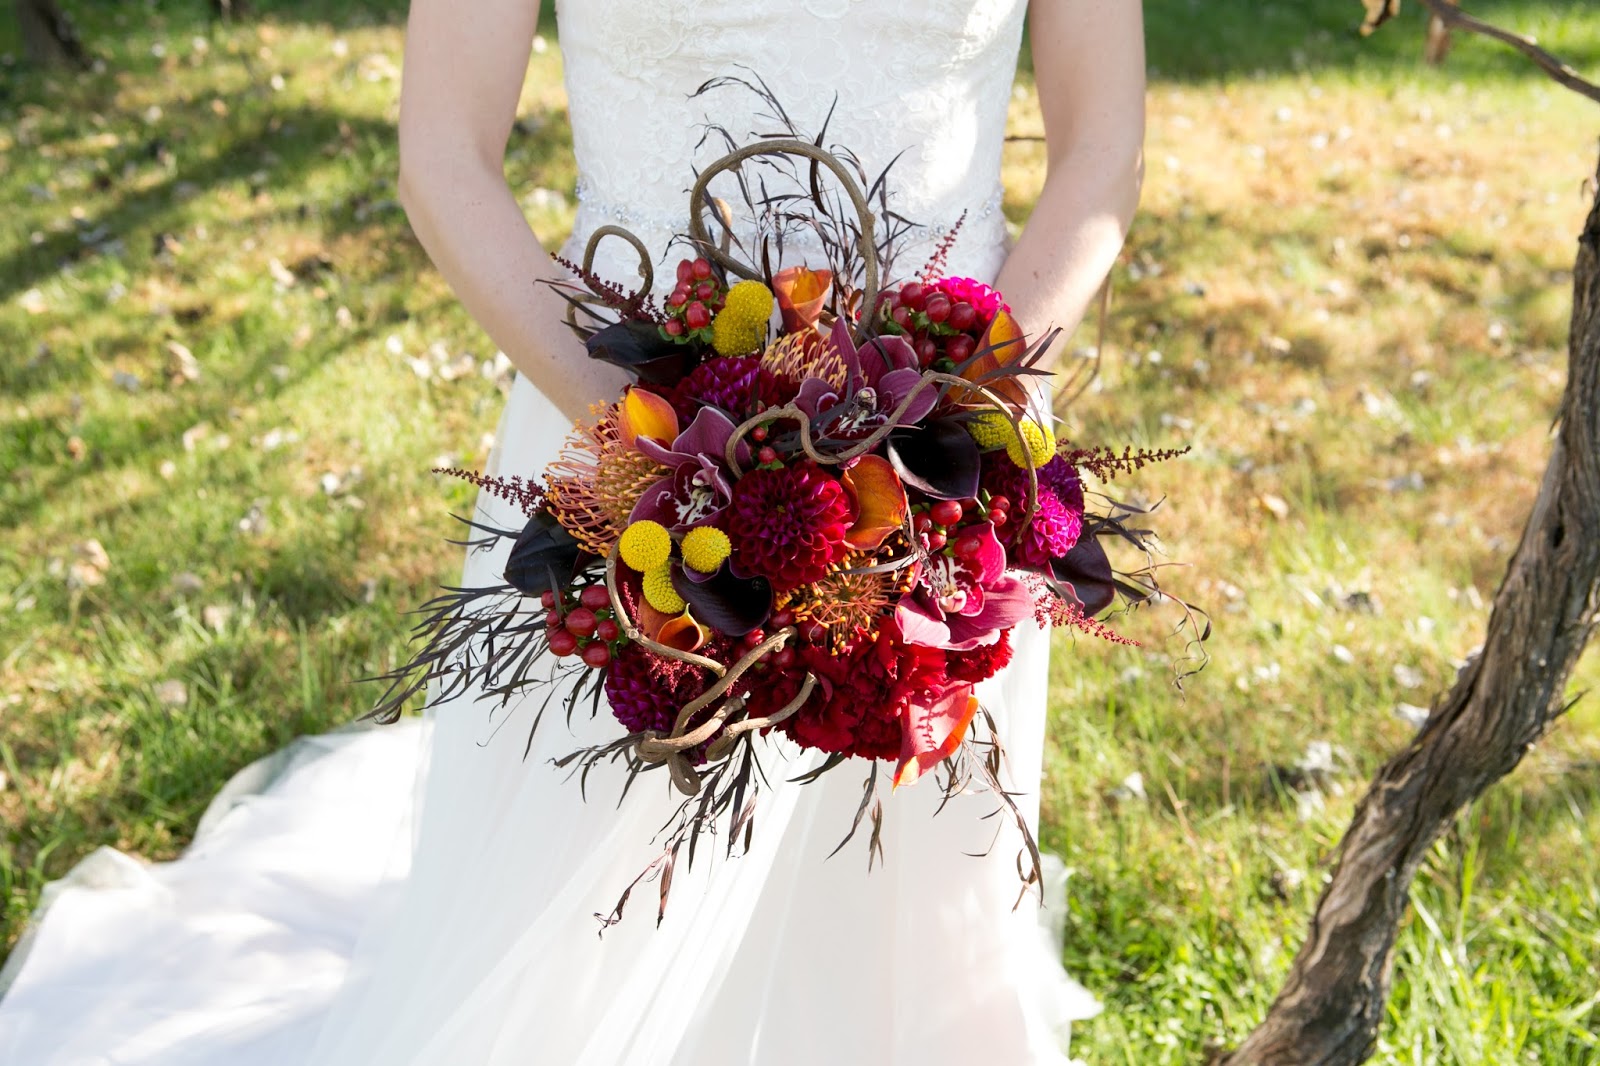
[15,0,88,69]
[1217,154,1600,1065]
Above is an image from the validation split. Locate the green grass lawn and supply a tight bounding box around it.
[2,1,1598,1062]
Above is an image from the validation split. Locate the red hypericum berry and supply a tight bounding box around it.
[579,584,610,610]
[891,306,912,330]
[692,258,713,280]
[946,335,975,364]
[692,281,713,302]
[911,511,933,535]
[581,642,612,668]
[750,424,768,442]
[917,338,940,364]
[769,609,794,629]
[773,647,796,669]
[564,606,598,638]
[925,530,948,551]
[989,508,1009,528]
[987,494,1011,514]
[954,532,984,559]
[899,282,925,311]
[743,628,765,647]
[595,618,621,643]
[670,284,690,305]
[930,499,964,527]
[948,302,977,332]
[757,445,779,465]
[676,259,694,285]
[544,608,564,630]
[685,302,711,330]
[540,589,557,609]
[548,629,579,657]
[924,295,951,324]
[664,318,685,337]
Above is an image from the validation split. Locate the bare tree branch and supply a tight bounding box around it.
[1216,141,1600,1065]
[1362,0,1600,104]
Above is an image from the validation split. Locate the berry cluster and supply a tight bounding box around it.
[875,279,997,371]
[542,583,625,668]
[909,493,1010,555]
[660,257,726,344]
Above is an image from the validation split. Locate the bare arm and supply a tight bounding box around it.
[998,1,1146,360]
[397,0,628,423]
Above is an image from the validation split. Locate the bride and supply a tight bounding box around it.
[0,2,1144,1063]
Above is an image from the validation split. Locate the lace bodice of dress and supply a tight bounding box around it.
[554,0,1028,289]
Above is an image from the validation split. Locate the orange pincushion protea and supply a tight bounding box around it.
[545,404,670,556]
[759,330,847,392]
[788,550,913,651]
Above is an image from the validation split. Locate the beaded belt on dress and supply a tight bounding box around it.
[571,178,1005,241]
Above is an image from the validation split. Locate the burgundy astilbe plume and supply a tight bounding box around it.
[553,256,664,324]
[1064,444,1192,483]
[727,463,855,591]
[434,468,545,518]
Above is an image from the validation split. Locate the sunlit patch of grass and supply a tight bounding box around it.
[1,1,1598,1061]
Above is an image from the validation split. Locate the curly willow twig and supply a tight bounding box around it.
[687,137,880,318]
[561,225,657,333]
[603,544,816,795]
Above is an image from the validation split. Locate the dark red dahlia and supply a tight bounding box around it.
[1038,455,1086,514]
[981,454,1083,568]
[671,356,782,423]
[727,462,855,591]
[946,629,1013,685]
[604,643,711,735]
[768,623,950,761]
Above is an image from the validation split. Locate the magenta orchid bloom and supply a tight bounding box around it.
[794,319,937,437]
[629,407,750,532]
[896,522,1034,651]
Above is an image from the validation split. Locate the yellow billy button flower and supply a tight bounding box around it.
[618,519,671,572]
[1006,416,1056,470]
[711,280,774,356]
[642,564,686,614]
[964,410,1014,450]
[680,526,732,574]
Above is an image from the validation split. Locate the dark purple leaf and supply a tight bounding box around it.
[504,511,583,596]
[1050,536,1116,616]
[885,420,980,501]
[672,564,772,637]
[586,320,700,388]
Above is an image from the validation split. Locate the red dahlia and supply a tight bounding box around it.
[727,463,855,591]
[671,356,782,423]
[982,454,1083,568]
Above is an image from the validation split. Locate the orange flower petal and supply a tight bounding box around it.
[773,265,833,332]
[618,386,679,450]
[959,310,1029,406]
[841,455,907,551]
[894,687,979,789]
[656,610,711,653]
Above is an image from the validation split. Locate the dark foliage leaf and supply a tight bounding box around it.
[586,319,700,388]
[671,564,773,637]
[1050,535,1117,616]
[504,511,584,596]
[884,419,980,501]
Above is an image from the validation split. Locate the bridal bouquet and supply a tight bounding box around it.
[371,130,1190,922]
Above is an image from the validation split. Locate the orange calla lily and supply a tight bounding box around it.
[893,687,979,789]
[772,265,833,332]
[657,610,712,653]
[841,455,907,551]
[960,309,1029,405]
[617,386,679,450]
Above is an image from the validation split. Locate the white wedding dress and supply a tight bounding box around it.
[0,2,1101,1063]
